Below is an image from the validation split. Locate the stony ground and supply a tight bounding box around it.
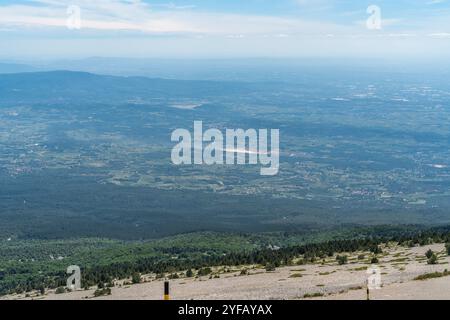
[3,243,450,300]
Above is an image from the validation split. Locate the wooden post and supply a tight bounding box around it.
[366,280,370,301]
[164,281,170,300]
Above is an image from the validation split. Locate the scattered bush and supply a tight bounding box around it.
[289,273,303,278]
[197,267,212,276]
[186,269,194,278]
[370,246,383,254]
[414,270,450,281]
[265,263,276,272]
[427,254,438,265]
[336,255,348,265]
[131,272,141,284]
[303,292,324,298]
[297,259,306,266]
[94,288,111,297]
[55,287,66,294]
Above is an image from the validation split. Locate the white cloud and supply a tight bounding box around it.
[428,32,450,37]
[295,0,334,10]
[1,0,450,59]
[0,0,194,33]
[0,0,354,35]
[2,0,449,37]
[426,0,446,5]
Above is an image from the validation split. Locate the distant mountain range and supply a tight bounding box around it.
[0,71,258,105]
[4,58,450,82]
[0,63,36,74]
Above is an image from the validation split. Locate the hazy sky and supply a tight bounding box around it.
[1,0,450,60]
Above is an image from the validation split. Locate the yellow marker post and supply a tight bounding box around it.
[164,281,170,300]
